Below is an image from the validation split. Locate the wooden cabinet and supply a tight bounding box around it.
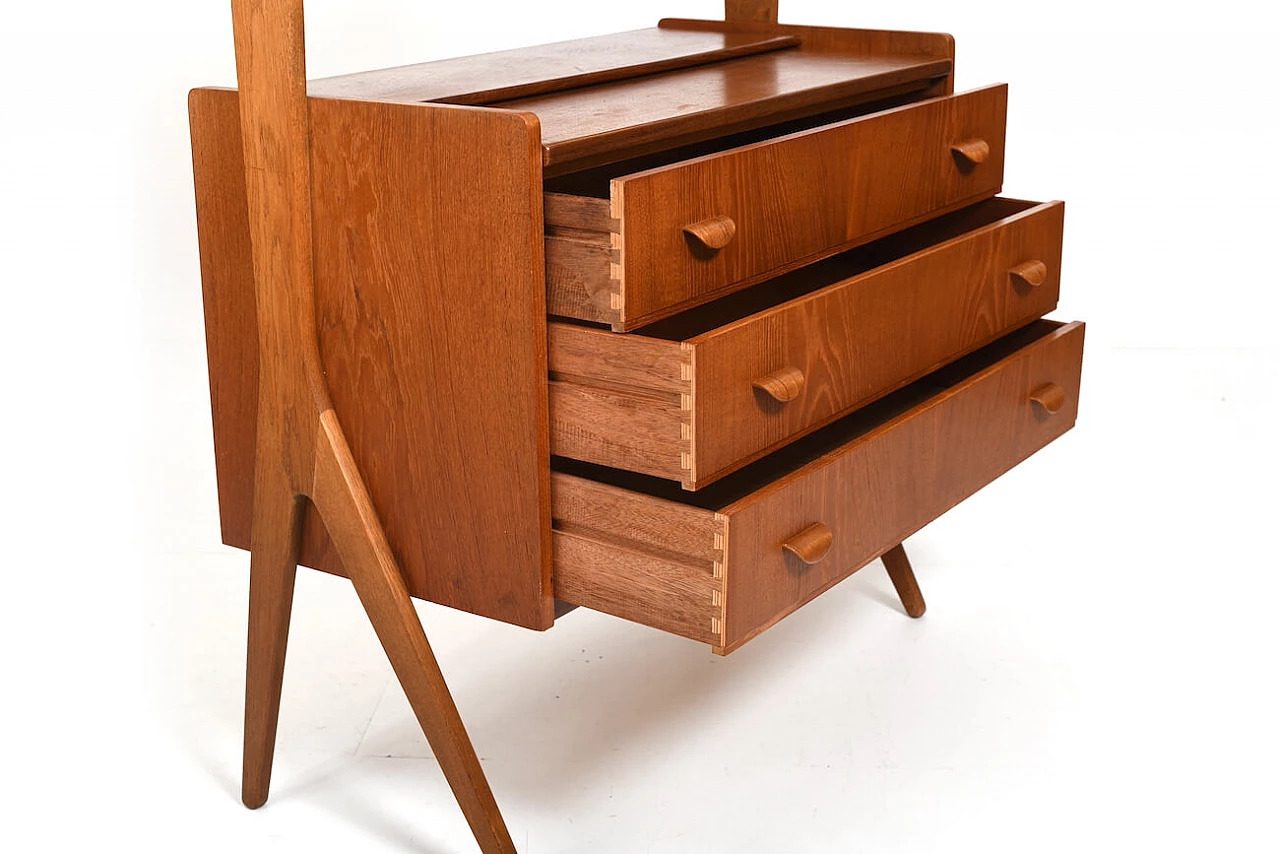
[191,4,1082,850]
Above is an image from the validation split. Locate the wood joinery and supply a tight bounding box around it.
[553,321,1086,653]
[549,198,1065,489]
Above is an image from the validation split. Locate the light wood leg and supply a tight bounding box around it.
[310,411,517,854]
[242,471,304,810]
[881,543,926,619]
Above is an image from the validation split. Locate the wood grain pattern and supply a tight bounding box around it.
[308,27,799,103]
[552,469,727,644]
[717,321,1085,652]
[309,97,553,629]
[660,18,956,69]
[547,197,1064,488]
[611,84,1008,329]
[551,321,1085,654]
[550,471,725,564]
[553,531,722,645]
[545,192,616,232]
[310,23,954,175]
[687,195,1060,484]
[190,87,554,630]
[726,1,779,23]
[508,50,952,174]
[549,381,688,480]
[190,88,261,553]
[544,235,617,324]
[548,323,688,394]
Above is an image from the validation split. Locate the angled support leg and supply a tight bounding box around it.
[241,469,304,809]
[228,2,517,850]
[311,412,517,853]
[881,543,927,618]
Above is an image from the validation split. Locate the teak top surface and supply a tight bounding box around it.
[309,27,796,104]
[501,50,951,170]
[307,21,952,173]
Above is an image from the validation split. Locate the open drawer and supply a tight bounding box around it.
[550,197,1065,489]
[552,319,1085,654]
[545,84,1008,331]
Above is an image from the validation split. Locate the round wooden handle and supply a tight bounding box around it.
[683,215,737,250]
[752,366,805,402]
[1030,383,1067,414]
[950,139,990,166]
[1009,260,1049,288]
[782,523,834,565]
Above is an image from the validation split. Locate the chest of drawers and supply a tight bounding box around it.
[190,2,1084,850]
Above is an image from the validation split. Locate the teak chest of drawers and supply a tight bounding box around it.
[190,2,1084,850]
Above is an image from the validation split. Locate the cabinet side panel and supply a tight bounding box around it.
[189,88,260,554]
[309,97,553,630]
[189,88,554,630]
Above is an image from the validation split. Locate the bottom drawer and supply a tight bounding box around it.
[552,319,1085,654]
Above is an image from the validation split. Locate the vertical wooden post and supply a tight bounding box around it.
[726,1,780,23]
[228,2,517,850]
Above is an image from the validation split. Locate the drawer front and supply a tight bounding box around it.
[720,321,1084,651]
[613,85,1008,329]
[552,321,1084,653]
[692,199,1064,485]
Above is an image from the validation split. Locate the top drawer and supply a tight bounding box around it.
[546,85,1008,331]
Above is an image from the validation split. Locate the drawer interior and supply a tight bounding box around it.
[554,318,1068,510]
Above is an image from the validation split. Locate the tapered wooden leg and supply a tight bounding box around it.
[242,472,305,810]
[881,543,926,618]
[310,411,517,854]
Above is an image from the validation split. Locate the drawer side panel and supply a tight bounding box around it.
[552,471,726,644]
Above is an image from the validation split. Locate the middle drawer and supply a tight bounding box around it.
[550,197,1065,490]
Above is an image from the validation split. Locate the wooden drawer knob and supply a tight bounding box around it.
[1030,383,1067,414]
[950,139,990,166]
[752,366,805,403]
[683,215,737,251]
[1010,260,1049,288]
[783,523,834,565]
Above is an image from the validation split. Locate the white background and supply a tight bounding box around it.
[3,1,1278,851]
